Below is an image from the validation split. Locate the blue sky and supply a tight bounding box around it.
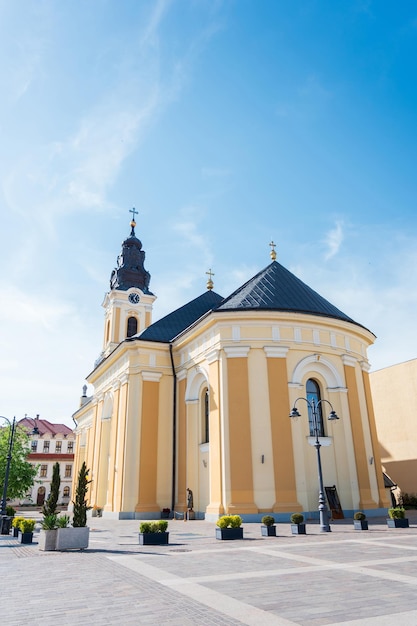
[1,0,417,426]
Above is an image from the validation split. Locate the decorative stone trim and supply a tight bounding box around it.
[263,346,289,358]
[342,355,357,368]
[177,369,187,381]
[360,361,371,373]
[223,346,250,358]
[206,349,220,364]
[232,326,240,341]
[272,325,280,341]
[141,371,162,382]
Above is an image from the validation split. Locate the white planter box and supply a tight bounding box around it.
[56,527,89,550]
[38,529,57,551]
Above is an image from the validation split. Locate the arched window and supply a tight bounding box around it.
[63,486,70,498]
[306,379,324,437]
[105,320,110,343]
[201,388,209,443]
[127,316,138,338]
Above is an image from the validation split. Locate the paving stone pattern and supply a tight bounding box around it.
[3,512,417,625]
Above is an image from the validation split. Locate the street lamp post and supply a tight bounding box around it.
[0,416,17,534]
[289,398,339,532]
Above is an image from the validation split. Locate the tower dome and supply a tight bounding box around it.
[109,209,152,293]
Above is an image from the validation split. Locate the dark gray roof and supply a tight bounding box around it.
[135,290,224,343]
[216,261,363,327]
[130,260,369,346]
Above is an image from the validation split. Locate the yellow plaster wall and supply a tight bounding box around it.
[370,359,417,494]
[344,364,374,508]
[175,378,187,511]
[136,379,160,512]
[114,381,128,512]
[206,357,224,515]
[266,356,301,512]
[122,373,141,511]
[247,349,275,509]
[156,374,174,508]
[225,355,257,513]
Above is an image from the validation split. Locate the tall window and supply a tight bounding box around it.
[40,465,47,478]
[43,441,50,453]
[67,441,74,453]
[306,379,324,437]
[55,441,62,453]
[127,316,138,337]
[63,486,70,498]
[202,388,209,443]
[65,465,72,478]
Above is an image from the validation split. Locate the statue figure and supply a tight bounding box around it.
[186,487,193,511]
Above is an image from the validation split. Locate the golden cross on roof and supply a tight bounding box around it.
[269,240,277,261]
[206,268,215,290]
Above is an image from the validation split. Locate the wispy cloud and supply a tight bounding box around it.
[323,220,344,260]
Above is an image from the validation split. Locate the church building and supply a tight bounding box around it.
[72,213,389,520]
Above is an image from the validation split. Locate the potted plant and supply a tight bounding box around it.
[387,507,409,528]
[139,520,169,545]
[215,515,243,540]
[290,513,306,535]
[38,514,58,551]
[56,462,91,550]
[353,511,368,530]
[19,518,36,544]
[12,516,25,538]
[261,515,277,537]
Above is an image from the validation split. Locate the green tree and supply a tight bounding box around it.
[72,462,91,527]
[42,461,60,516]
[0,424,38,500]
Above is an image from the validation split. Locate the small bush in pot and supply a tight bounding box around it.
[290,513,306,535]
[261,515,276,537]
[19,518,36,544]
[12,516,25,538]
[215,515,243,540]
[388,507,405,519]
[353,511,368,530]
[387,507,409,528]
[139,519,169,545]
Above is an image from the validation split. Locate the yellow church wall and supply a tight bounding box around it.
[370,359,417,495]
[156,373,174,509]
[343,362,375,509]
[265,352,301,512]
[175,377,187,511]
[223,350,257,513]
[206,353,225,516]
[113,379,128,512]
[185,399,200,509]
[247,349,275,509]
[121,371,142,512]
[136,377,160,512]
[104,385,120,511]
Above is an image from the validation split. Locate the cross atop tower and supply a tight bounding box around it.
[206,268,215,290]
[269,240,277,261]
[130,207,138,223]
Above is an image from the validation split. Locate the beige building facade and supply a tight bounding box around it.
[73,217,389,520]
[370,358,417,496]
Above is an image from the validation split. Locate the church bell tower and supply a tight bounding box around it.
[100,209,156,359]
